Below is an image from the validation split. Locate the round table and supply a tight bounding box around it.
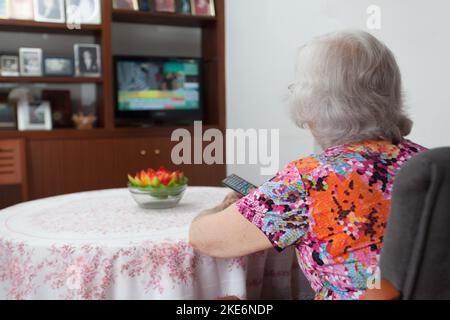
[0,187,311,300]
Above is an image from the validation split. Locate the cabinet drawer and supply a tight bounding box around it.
[0,139,25,185]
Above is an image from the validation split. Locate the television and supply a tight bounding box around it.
[114,56,203,127]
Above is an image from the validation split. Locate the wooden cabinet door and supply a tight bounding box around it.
[59,139,117,193]
[28,140,64,199]
[113,137,226,187]
[113,137,173,186]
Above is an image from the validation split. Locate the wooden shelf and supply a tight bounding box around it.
[0,19,102,34]
[0,76,103,84]
[112,10,216,27]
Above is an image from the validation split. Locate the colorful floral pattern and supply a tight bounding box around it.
[237,140,426,300]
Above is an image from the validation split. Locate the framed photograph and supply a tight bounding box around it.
[65,0,101,25]
[33,0,65,23]
[0,0,9,19]
[44,57,73,76]
[0,55,20,76]
[74,44,101,77]
[112,0,138,10]
[17,100,52,131]
[0,102,16,129]
[19,48,43,76]
[154,0,175,13]
[42,90,72,128]
[176,0,190,14]
[191,0,214,16]
[10,0,34,20]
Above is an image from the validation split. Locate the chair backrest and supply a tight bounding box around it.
[0,139,26,186]
[379,147,450,300]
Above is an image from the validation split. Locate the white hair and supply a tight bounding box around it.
[289,30,413,149]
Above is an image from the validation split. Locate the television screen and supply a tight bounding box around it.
[116,57,201,112]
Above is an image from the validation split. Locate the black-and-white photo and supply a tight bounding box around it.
[19,48,43,76]
[34,0,65,23]
[65,0,101,25]
[0,55,20,77]
[74,44,101,77]
[29,103,47,125]
[44,57,73,76]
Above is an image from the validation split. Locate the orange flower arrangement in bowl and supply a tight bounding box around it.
[128,167,188,209]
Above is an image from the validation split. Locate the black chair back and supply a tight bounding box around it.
[380,147,450,300]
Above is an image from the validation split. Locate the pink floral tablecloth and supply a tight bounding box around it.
[0,187,312,300]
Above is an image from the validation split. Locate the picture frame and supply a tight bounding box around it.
[190,0,214,16]
[0,101,16,129]
[176,0,191,15]
[17,100,53,131]
[19,48,43,76]
[0,55,20,76]
[65,0,102,25]
[33,0,65,23]
[154,0,176,13]
[74,43,101,77]
[44,57,74,76]
[112,0,139,10]
[10,0,34,20]
[138,0,151,12]
[0,0,9,19]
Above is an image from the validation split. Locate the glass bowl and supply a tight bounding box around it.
[128,185,187,209]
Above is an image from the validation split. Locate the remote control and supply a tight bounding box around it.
[222,174,257,196]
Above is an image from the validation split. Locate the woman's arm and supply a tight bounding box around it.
[189,204,273,259]
[190,162,308,259]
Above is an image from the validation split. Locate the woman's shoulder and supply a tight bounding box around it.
[286,145,357,176]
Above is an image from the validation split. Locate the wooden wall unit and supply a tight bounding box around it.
[0,1,226,208]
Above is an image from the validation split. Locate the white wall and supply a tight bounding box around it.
[225,0,450,184]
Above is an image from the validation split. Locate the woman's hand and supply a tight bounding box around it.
[197,192,242,217]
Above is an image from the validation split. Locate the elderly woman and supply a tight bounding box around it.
[189,30,426,300]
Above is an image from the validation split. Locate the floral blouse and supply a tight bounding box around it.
[236,140,426,300]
